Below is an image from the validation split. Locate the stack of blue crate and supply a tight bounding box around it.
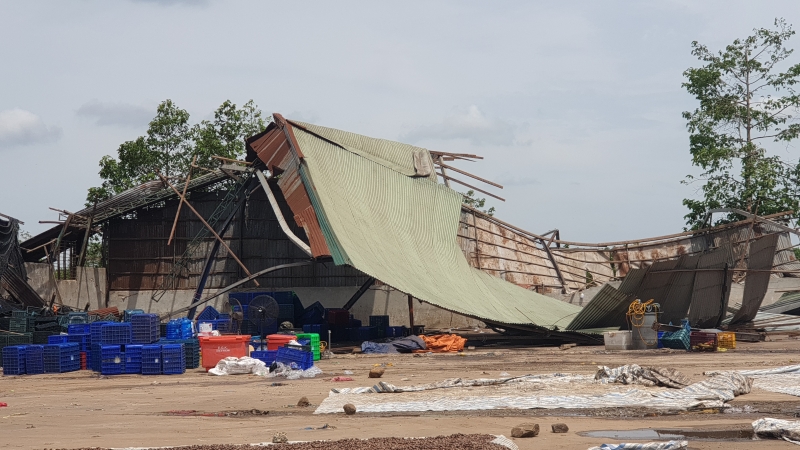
[131,314,159,344]
[43,343,80,373]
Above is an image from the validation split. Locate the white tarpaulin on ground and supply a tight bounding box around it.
[587,441,688,450]
[314,371,751,414]
[706,364,800,398]
[753,418,800,445]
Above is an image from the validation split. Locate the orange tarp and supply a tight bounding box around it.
[416,334,467,353]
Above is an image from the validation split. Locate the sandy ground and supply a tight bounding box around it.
[4,337,800,449]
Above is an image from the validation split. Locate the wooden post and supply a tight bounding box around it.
[157,173,260,286]
[407,294,415,331]
[168,155,196,246]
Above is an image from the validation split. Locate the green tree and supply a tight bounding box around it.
[682,18,800,229]
[462,190,495,216]
[87,99,268,204]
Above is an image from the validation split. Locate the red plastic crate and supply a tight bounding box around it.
[266,334,295,351]
[326,309,350,326]
[690,331,718,351]
[198,335,250,371]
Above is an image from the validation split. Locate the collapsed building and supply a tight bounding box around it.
[6,115,800,343]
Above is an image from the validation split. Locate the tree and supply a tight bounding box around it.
[462,190,495,216]
[87,99,269,204]
[682,18,800,229]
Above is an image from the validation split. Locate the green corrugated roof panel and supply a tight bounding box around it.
[291,120,438,181]
[290,125,582,329]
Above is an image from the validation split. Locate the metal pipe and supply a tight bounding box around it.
[255,170,313,257]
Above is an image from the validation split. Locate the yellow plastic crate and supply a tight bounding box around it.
[717,331,736,350]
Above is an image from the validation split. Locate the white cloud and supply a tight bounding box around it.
[402,105,518,146]
[0,109,62,148]
[76,100,153,127]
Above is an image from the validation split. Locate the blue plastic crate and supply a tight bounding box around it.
[197,319,232,333]
[43,343,80,373]
[25,345,44,375]
[90,343,102,371]
[159,338,199,369]
[250,350,278,365]
[348,326,378,342]
[2,345,27,375]
[90,321,111,343]
[48,334,70,344]
[99,349,118,373]
[161,344,185,375]
[369,316,390,334]
[141,345,162,375]
[68,323,91,335]
[131,314,159,344]
[385,326,407,338]
[100,323,132,345]
[276,346,313,370]
[302,323,329,336]
[123,344,143,374]
[123,309,145,322]
[278,304,295,320]
[100,345,124,375]
[195,306,220,322]
[67,312,88,324]
[67,333,91,352]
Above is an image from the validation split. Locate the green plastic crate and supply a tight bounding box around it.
[296,333,321,361]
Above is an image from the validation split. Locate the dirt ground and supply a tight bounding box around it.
[4,337,800,449]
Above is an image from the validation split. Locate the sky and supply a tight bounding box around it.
[1,1,799,242]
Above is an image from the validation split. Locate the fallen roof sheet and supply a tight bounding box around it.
[729,234,780,325]
[284,120,582,329]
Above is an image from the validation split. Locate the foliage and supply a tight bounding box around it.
[17,228,32,242]
[87,100,269,205]
[77,235,105,268]
[462,190,495,216]
[682,18,800,229]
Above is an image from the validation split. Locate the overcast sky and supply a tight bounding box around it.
[1,1,799,242]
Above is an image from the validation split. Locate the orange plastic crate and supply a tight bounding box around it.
[198,335,250,371]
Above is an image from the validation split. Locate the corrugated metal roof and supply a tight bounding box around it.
[564,284,631,330]
[289,120,439,182]
[617,268,648,295]
[759,291,800,315]
[730,234,779,325]
[635,259,679,305]
[287,122,582,329]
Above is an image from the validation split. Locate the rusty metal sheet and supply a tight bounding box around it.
[730,233,780,325]
[276,164,331,258]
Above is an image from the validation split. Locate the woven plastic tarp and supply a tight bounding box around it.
[291,124,581,329]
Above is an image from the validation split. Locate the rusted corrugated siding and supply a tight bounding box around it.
[276,163,331,258]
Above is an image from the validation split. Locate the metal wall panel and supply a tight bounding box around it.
[660,254,701,325]
[730,234,780,325]
[688,245,734,328]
